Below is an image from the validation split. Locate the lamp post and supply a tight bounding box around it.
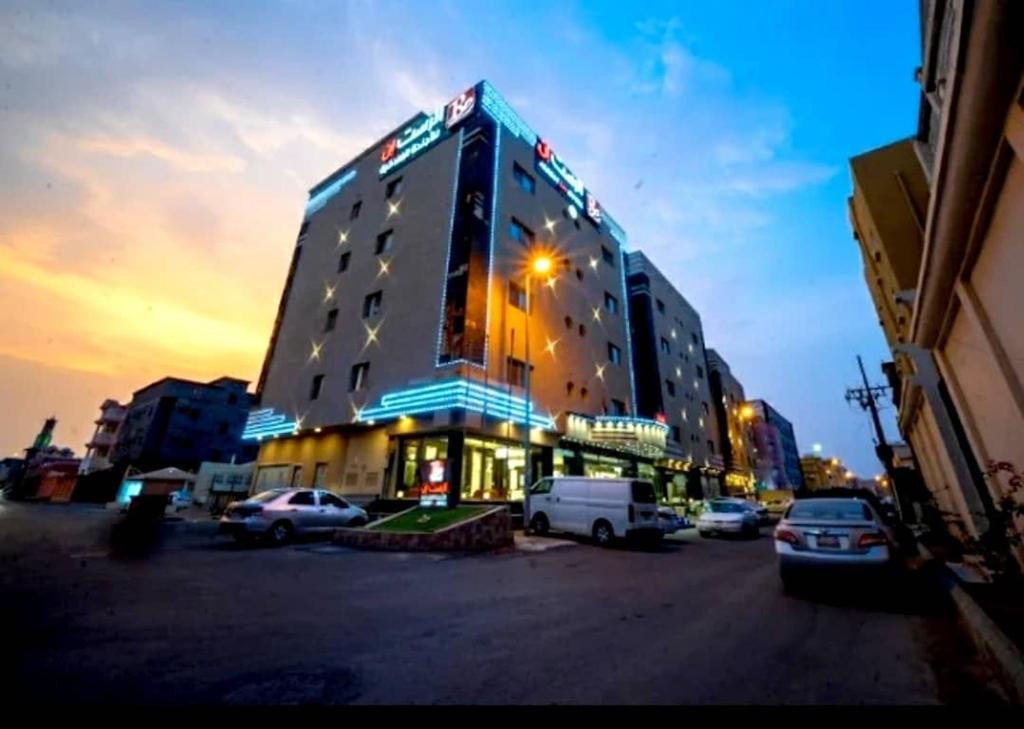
[522,252,552,531]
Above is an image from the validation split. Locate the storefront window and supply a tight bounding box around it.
[583,452,629,478]
[462,437,525,501]
[397,436,449,498]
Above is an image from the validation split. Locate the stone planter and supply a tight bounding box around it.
[333,506,512,552]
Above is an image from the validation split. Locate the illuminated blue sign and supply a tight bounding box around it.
[357,378,554,429]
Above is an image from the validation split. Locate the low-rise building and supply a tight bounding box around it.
[79,399,126,475]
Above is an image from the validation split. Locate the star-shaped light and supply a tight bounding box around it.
[543,337,559,357]
[588,256,599,270]
[595,363,606,381]
[543,217,557,233]
[337,229,348,246]
[377,258,390,277]
[591,306,602,323]
[387,200,401,218]
[364,321,381,347]
[545,277,557,291]
[324,283,336,302]
[671,328,677,340]
[675,366,682,378]
[294,413,306,430]
[309,340,323,362]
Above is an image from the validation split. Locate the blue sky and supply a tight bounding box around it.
[0,1,919,474]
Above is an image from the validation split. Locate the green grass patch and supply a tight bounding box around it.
[371,505,489,533]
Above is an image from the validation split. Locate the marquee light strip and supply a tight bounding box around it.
[242,408,298,440]
[304,169,356,219]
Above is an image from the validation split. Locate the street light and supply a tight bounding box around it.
[522,252,552,531]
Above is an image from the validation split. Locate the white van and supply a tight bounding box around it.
[527,477,662,546]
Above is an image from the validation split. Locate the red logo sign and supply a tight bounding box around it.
[380,138,398,163]
[655,413,667,424]
[535,139,553,162]
[445,87,476,130]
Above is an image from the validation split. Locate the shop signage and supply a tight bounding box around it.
[419,459,449,508]
[379,109,445,178]
[534,139,602,226]
[445,86,476,129]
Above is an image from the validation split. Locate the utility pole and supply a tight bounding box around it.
[845,355,902,519]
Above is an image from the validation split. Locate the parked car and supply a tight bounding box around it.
[697,499,760,538]
[219,488,369,545]
[528,477,663,547]
[710,496,769,524]
[774,497,897,591]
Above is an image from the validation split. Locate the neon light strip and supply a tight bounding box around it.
[242,408,297,440]
[479,82,538,145]
[483,122,501,371]
[357,378,554,429]
[304,169,356,219]
[435,128,465,367]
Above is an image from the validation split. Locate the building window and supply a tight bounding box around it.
[509,218,535,246]
[610,399,626,416]
[513,163,535,194]
[660,337,671,354]
[375,229,394,255]
[604,292,619,315]
[338,251,351,273]
[362,290,383,318]
[656,298,665,314]
[309,374,325,400]
[671,426,681,443]
[578,323,586,337]
[665,380,676,397]
[564,315,573,329]
[691,332,699,345]
[608,342,622,365]
[507,357,528,388]
[385,177,403,199]
[601,245,615,266]
[702,401,710,416]
[324,308,338,332]
[350,201,362,220]
[566,381,575,395]
[580,386,588,400]
[697,365,704,379]
[349,362,369,392]
[508,281,527,311]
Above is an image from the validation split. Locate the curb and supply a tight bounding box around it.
[918,543,1024,703]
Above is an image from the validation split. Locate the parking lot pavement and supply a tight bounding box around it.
[1,502,1007,705]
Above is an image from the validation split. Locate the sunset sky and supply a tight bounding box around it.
[0,0,918,475]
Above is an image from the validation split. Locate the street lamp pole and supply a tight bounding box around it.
[523,271,532,531]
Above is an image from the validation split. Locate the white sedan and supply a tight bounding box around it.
[697,500,760,539]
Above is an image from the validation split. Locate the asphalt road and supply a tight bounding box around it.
[0,500,1007,705]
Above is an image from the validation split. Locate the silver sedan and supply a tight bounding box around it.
[774,497,897,591]
[219,488,369,545]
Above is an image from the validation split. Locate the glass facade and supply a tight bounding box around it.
[462,437,526,501]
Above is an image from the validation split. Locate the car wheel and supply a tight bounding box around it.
[529,513,550,536]
[268,520,294,546]
[746,523,759,539]
[592,520,614,547]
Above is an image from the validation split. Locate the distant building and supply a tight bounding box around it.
[800,454,852,491]
[79,399,126,474]
[194,460,255,512]
[706,349,755,495]
[749,399,803,490]
[110,376,257,472]
[626,250,721,500]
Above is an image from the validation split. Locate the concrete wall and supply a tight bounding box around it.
[254,428,389,497]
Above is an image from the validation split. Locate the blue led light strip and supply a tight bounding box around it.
[618,247,638,413]
[483,122,501,371]
[242,408,298,440]
[479,82,538,145]
[357,378,554,429]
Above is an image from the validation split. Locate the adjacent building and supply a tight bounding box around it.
[848,0,1024,565]
[748,399,803,490]
[800,454,852,491]
[79,398,126,475]
[706,349,755,495]
[110,376,256,472]
[249,81,679,506]
[626,250,722,500]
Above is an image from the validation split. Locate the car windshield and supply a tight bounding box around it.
[248,489,288,503]
[707,501,744,513]
[788,500,871,522]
